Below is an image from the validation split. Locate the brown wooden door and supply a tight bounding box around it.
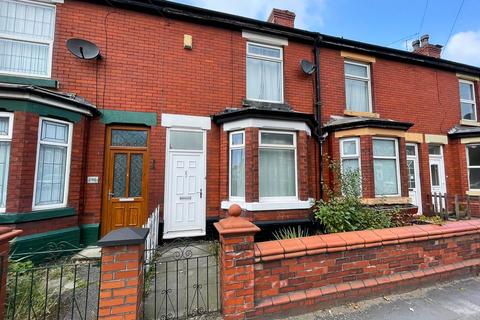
[101,127,149,236]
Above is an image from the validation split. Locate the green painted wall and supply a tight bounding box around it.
[0,99,81,123]
[80,223,99,246]
[0,74,58,88]
[10,227,81,262]
[0,207,75,224]
[100,109,157,126]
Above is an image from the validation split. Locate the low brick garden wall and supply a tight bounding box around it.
[252,221,480,318]
[215,210,480,320]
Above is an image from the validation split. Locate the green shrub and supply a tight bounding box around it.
[273,226,309,240]
[357,208,392,230]
[314,160,393,233]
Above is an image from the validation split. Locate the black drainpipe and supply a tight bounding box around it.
[313,34,324,200]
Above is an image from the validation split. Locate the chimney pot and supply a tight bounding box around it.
[420,34,430,47]
[412,39,420,50]
[268,8,296,28]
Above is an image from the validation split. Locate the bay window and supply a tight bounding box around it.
[459,80,477,121]
[246,42,283,103]
[229,131,245,200]
[0,0,56,77]
[259,131,296,200]
[340,137,361,196]
[0,112,13,212]
[33,118,72,209]
[373,138,400,196]
[344,60,372,112]
[467,144,480,190]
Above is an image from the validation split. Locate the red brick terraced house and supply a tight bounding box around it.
[0,0,480,253]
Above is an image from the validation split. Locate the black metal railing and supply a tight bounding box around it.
[142,240,220,320]
[5,245,101,320]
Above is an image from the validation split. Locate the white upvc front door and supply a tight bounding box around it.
[429,146,446,208]
[164,128,206,239]
[406,144,422,214]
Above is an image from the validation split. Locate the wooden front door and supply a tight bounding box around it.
[101,126,149,236]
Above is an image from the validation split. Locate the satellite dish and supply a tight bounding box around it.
[300,59,316,75]
[66,38,101,60]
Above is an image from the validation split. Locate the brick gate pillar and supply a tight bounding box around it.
[214,204,260,320]
[0,227,22,320]
[97,227,149,320]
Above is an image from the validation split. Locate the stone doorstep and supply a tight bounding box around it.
[72,246,101,262]
[254,258,480,310]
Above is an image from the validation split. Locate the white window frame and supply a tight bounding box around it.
[344,60,373,113]
[339,137,362,195]
[372,137,401,197]
[466,144,480,191]
[246,42,284,104]
[0,112,14,213]
[0,0,56,78]
[459,79,477,121]
[258,130,297,202]
[32,117,73,210]
[229,130,245,202]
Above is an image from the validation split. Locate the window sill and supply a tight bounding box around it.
[466,190,480,196]
[460,119,480,127]
[0,74,58,89]
[32,204,68,211]
[344,110,379,118]
[361,197,410,205]
[221,199,314,211]
[0,207,75,224]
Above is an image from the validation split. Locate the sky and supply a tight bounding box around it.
[172,0,480,67]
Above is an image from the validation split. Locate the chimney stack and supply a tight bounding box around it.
[268,9,296,28]
[412,34,443,58]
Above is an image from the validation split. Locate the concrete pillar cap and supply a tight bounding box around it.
[214,204,260,235]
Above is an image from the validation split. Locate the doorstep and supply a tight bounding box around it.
[72,246,101,262]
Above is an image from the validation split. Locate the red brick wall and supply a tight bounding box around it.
[250,221,480,318]
[320,47,478,212]
[320,49,463,132]
[52,1,317,227]
[98,244,144,319]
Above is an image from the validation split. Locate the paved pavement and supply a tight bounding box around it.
[288,276,480,320]
[143,242,221,319]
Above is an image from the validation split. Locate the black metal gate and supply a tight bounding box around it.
[142,240,221,319]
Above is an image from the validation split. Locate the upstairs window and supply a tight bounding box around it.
[373,138,400,197]
[467,144,480,190]
[259,131,296,201]
[246,42,283,103]
[229,131,245,201]
[0,0,55,77]
[33,118,72,209]
[459,80,477,121]
[344,61,372,112]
